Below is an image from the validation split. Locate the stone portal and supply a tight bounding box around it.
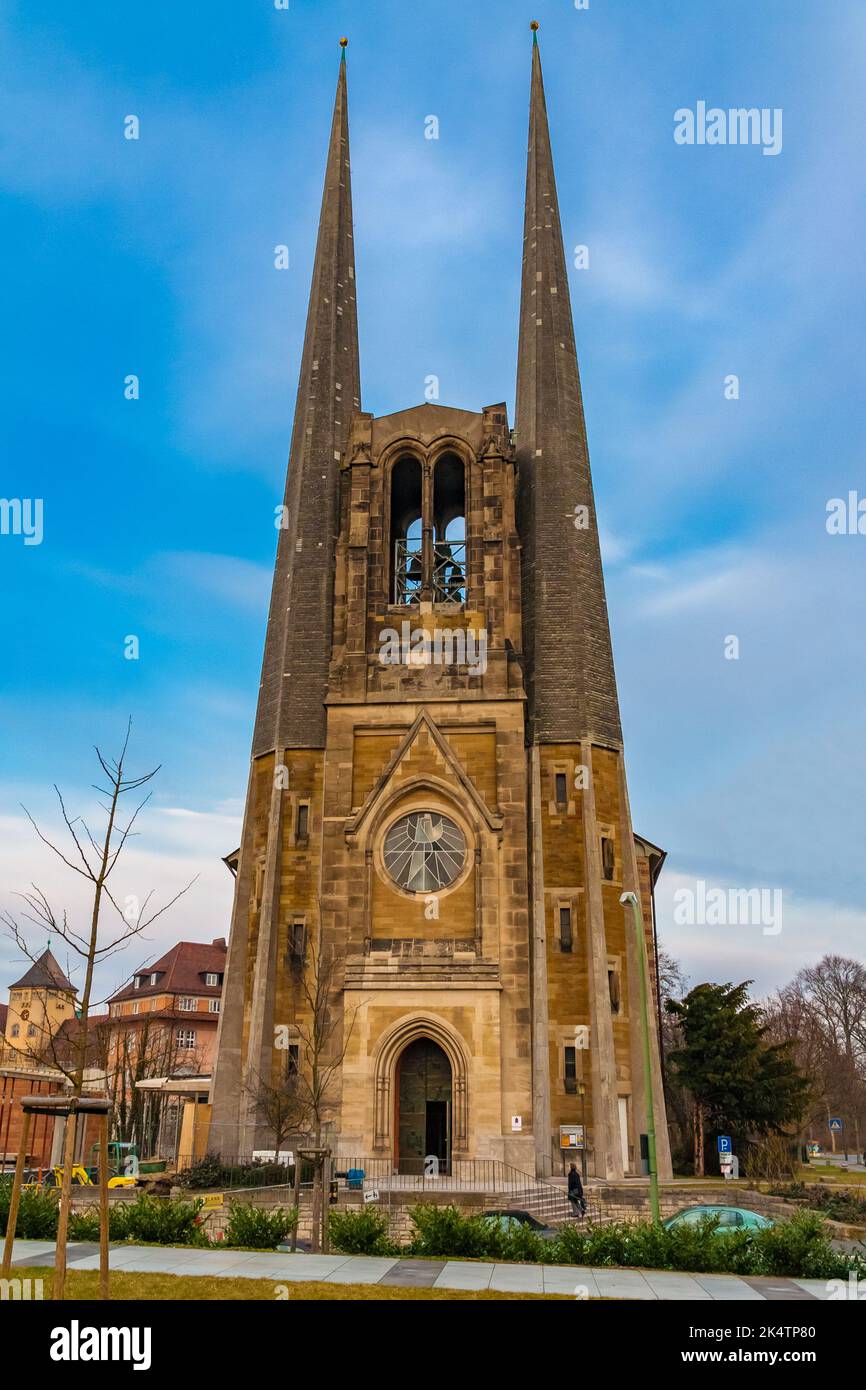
[397,1037,452,1174]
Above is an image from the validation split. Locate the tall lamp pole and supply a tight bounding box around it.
[620,890,661,1226]
[577,1082,587,1183]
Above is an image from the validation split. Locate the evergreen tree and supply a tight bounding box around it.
[666,982,809,1175]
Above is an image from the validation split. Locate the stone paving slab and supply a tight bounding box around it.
[541,1264,601,1298]
[152,1250,272,1277]
[433,1260,495,1291]
[793,1279,836,1301]
[8,1240,58,1265]
[591,1268,658,1300]
[489,1263,544,1293]
[694,1274,766,1301]
[323,1257,400,1285]
[744,1276,818,1301]
[643,1271,710,1300]
[378,1258,446,1288]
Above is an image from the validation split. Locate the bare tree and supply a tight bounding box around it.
[784,955,866,1155]
[263,911,363,1252]
[0,723,194,1299]
[247,1063,307,1164]
[655,947,693,1171]
[108,1016,205,1158]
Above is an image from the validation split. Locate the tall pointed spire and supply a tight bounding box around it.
[515,28,621,747]
[253,42,361,754]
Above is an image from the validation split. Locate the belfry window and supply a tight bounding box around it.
[390,452,466,606]
[433,454,466,604]
[391,456,423,604]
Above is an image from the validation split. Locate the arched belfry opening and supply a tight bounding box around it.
[389,450,466,606]
[390,455,423,604]
[396,1036,452,1174]
[433,453,466,603]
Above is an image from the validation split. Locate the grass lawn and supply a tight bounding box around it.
[13,1266,571,1301]
[797,1165,866,1186]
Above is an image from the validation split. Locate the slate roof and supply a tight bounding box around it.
[9,949,75,994]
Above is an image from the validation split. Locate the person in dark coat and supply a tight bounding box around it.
[567,1163,586,1217]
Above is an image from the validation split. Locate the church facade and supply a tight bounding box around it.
[209,33,672,1181]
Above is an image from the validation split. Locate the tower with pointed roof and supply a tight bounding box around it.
[210,32,670,1181]
[2,948,76,1065]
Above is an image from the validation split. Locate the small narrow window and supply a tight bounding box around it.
[290,920,307,962]
[608,969,621,1015]
[564,1045,577,1093]
[559,904,573,952]
[601,836,615,881]
[287,1044,300,1075]
[296,803,309,841]
[555,772,568,807]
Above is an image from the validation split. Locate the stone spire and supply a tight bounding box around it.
[515,29,622,747]
[252,41,361,754]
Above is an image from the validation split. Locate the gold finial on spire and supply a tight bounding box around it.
[340,36,348,48]
[530,20,539,32]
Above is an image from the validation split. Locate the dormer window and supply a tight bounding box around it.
[204,973,219,988]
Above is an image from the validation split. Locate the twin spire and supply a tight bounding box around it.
[253,27,621,758]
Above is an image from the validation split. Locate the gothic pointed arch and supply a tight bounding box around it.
[372,1012,470,1154]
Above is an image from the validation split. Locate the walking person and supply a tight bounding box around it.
[567,1162,586,1219]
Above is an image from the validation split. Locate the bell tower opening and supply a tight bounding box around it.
[433,453,466,604]
[396,1036,452,1174]
[390,455,423,604]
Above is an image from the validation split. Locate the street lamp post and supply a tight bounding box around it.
[620,890,661,1227]
[577,1082,587,1183]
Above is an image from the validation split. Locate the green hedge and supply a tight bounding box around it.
[328,1205,397,1257]
[0,1180,206,1246]
[221,1202,297,1249]
[326,1203,866,1280]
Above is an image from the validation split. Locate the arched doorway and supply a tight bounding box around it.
[396,1037,452,1175]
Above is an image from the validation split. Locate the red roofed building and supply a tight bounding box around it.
[106,939,227,1158]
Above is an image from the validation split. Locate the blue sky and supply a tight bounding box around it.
[1,0,864,1003]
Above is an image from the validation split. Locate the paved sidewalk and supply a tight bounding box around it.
[7,1239,835,1300]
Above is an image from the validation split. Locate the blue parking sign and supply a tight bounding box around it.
[717,1135,732,1153]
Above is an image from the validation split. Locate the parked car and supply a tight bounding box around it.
[481,1209,559,1241]
[664,1205,773,1234]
